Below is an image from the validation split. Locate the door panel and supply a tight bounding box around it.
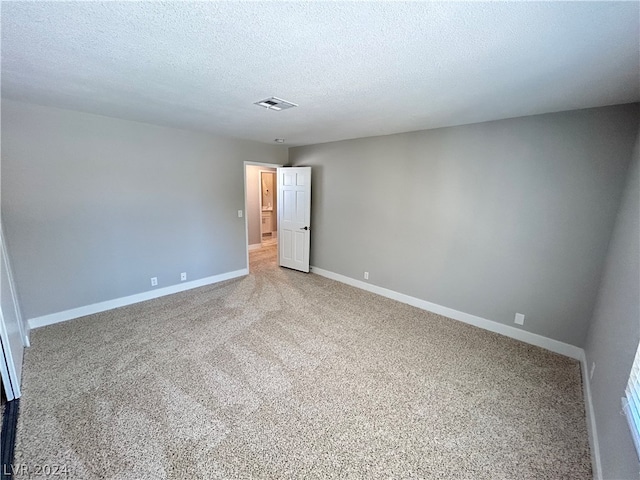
[294,231,305,263]
[295,191,306,222]
[282,230,293,261]
[278,167,311,272]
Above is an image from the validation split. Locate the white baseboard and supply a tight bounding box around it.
[28,268,248,330]
[248,244,262,251]
[310,266,583,360]
[580,352,603,480]
[310,265,601,477]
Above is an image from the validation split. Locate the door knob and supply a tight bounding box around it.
[300,226,309,231]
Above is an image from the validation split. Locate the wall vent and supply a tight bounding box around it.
[254,97,298,111]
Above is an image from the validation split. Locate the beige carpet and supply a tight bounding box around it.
[14,245,591,479]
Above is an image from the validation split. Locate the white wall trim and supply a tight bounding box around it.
[310,265,602,477]
[28,268,248,330]
[310,266,583,359]
[580,351,603,480]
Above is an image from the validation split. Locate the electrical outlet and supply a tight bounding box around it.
[590,362,596,380]
[238,210,243,218]
[364,271,369,280]
[151,277,158,287]
[181,272,187,281]
[514,313,525,325]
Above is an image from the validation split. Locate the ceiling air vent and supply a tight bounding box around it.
[254,97,298,111]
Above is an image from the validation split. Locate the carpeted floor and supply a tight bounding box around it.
[14,245,591,479]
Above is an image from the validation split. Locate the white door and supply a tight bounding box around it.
[0,227,25,400]
[278,167,311,272]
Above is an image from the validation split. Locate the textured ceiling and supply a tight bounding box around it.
[2,1,639,146]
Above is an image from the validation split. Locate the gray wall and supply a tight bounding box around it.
[584,130,640,479]
[290,104,639,346]
[1,100,287,320]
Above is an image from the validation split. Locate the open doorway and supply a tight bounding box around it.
[258,169,277,247]
[244,162,282,272]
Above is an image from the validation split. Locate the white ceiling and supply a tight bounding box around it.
[2,1,638,146]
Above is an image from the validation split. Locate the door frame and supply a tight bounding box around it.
[243,161,283,271]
